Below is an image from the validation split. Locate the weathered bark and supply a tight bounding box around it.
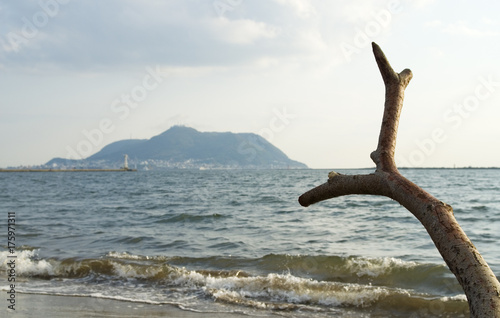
[299,42,500,317]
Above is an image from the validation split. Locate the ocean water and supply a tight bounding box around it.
[1,168,500,317]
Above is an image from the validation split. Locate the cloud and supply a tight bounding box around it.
[0,0,392,75]
[411,0,437,9]
[425,18,500,38]
[481,17,498,26]
[0,1,316,73]
[442,21,499,37]
[206,17,280,45]
[272,0,317,19]
[0,1,238,69]
[424,19,442,28]
[426,46,445,58]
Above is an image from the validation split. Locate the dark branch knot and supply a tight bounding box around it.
[328,171,339,179]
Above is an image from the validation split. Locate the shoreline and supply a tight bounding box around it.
[5,293,255,317]
[0,169,137,172]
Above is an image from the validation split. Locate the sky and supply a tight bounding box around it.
[2,0,500,169]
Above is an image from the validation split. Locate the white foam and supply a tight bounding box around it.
[344,256,418,277]
[198,272,396,308]
[107,251,145,260]
[0,250,419,310]
[106,251,169,262]
[440,294,467,302]
[0,250,54,276]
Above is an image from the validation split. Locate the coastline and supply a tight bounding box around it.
[0,169,137,172]
[5,293,254,318]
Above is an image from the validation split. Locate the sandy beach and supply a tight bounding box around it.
[3,293,254,318]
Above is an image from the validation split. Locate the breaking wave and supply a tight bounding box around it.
[0,250,468,317]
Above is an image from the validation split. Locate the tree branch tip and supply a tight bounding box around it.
[399,68,413,85]
[372,42,386,60]
[298,196,310,207]
[401,68,412,75]
[371,42,398,84]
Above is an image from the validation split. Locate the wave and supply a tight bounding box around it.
[0,250,468,317]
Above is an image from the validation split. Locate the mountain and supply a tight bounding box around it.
[46,126,307,169]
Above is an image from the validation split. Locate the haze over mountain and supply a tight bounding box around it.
[46,126,307,169]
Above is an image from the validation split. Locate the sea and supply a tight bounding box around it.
[1,168,500,317]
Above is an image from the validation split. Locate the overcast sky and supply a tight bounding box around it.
[2,0,500,168]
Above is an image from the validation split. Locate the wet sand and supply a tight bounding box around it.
[4,293,254,318]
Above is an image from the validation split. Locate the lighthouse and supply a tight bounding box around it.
[123,154,129,170]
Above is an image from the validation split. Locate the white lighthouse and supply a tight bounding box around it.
[123,154,129,170]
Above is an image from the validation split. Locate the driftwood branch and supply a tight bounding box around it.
[299,42,500,317]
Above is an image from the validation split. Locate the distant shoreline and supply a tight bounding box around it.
[398,166,500,170]
[0,168,137,172]
[1,167,500,172]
